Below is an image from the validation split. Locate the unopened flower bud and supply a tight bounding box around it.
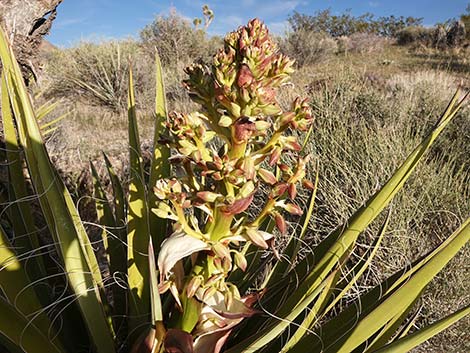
[258,168,277,185]
[233,251,248,271]
[245,228,269,249]
[186,276,203,298]
[212,242,231,260]
[274,212,287,234]
[284,202,303,216]
[302,179,315,190]
[269,146,282,165]
[271,182,288,198]
[197,191,220,203]
[202,286,218,302]
[288,183,297,200]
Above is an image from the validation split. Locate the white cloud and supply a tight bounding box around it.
[368,1,380,8]
[55,17,87,29]
[255,1,300,17]
[266,21,289,35]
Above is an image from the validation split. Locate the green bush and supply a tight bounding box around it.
[280,29,337,66]
[396,26,435,46]
[288,9,422,37]
[140,12,221,68]
[397,22,466,48]
[44,39,151,112]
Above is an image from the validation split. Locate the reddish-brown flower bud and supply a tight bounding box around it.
[258,168,277,185]
[271,182,288,198]
[274,212,287,234]
[288,183,297,200]
[221,193,254,215]
[233,116,256,144]
[284,203,303,216]
[234,251,248,272]
[245,228,269,249]
[269,146,282,165]
[302,179,315,190]
[237,64,254,88]
[196,191,220,203]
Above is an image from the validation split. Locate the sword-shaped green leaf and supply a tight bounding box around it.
[148,49,171,251]
[374,305,470,353]
[0,296,63,353]
[1,74,47,286]
[288,218,470,353]
[127,66,151,338]
[0,27,115,353]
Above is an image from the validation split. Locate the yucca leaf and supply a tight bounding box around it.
[148,49,171,251]
[0,28,115,352]
[0,226,54,338]
[90,161,116,259]
[148,239,163,324]
[373,305,470,353]
[127,66,151,337]
[148,238,166,351]
[90,161,127,333]
[103,152,126,232]
[36,100,59,121]
[289,218,469,353]
[1,74,47,286]
[280,266,340,353]
[320,210,390,321]
[39,112,69,131]
[394,304,423,340]
[363,297,422,352]
[0,296,63,353]
[95,153,128,336]
[281,211,391,352]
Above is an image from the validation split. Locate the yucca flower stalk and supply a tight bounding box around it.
[154,19,314,350]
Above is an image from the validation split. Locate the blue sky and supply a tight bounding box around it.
[47,0,470,47]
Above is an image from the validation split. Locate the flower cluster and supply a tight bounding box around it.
[154,18,314,351]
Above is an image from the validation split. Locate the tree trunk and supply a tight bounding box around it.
[0,0,63,84]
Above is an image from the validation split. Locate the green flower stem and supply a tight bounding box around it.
[193,136,212,161]
[208,208,234,241]
[253,127,286,161]
[230,140,248,159]
[183,162,201,191]
[250,198,275,227]
[172,202,206,239]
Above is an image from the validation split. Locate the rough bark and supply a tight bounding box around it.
[0,0,63,83]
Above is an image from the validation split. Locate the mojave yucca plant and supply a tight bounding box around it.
[0,19,468,353]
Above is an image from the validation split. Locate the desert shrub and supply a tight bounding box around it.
[446,20,466,47]
[280,29,337,66]
[397,21,466,48]
[140,12,220,68]
[288,9,422,37]
[396,26,435,46]
[461,4,470,39]
[337,32,388,54]
[44,39,152,111]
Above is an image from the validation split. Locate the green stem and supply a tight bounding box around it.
[208,208,234,241]
[249,198,275,228]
